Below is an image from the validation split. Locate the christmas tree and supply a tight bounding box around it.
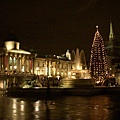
[89,26,108,84]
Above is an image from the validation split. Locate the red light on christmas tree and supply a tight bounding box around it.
[89,26,108,84]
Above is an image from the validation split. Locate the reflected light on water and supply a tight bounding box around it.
[20,101,25,111]
[11,98,18,119]
[34,100,40,112]
[0,96,120,120]
[12,99,17,109]
[20,104,24,111]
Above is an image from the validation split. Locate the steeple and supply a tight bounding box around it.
[109,21,115,42]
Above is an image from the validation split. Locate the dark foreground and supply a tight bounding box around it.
[0,95,120,120]
[5,86,120,99]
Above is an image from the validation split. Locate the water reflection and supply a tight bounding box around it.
[0,95,120,120]
[20,101,25,111]
[34,100,40,112]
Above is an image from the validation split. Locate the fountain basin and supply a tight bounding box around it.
[60,78,94,88]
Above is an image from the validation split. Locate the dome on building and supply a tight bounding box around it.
[5,33,19,42]
[4,33,20,50]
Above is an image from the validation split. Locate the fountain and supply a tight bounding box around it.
[70,49,91,79]
[61,48,94,88]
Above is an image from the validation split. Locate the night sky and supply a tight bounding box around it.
[0,0,120,61]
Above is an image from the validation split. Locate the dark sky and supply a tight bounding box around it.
[0,0,120,61]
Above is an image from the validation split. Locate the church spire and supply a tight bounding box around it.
[109,21,115,42]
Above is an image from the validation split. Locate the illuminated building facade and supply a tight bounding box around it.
[0,33,35,75]
[0,33,73,88]
[105,22,120,75]
[0,33,73,77]
[34,54,72,77]
[0,33,36,88]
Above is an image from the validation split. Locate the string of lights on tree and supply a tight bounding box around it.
[89,26,108,83]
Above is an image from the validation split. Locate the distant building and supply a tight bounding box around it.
[105,22,120,75]
[34,54,72,77]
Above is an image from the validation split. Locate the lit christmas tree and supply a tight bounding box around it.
[89,26,108,84]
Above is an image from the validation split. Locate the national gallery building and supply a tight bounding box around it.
[0,33,73,88]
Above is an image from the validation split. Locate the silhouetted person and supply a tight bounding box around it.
[45,79,53,104]
[45,101,50,120]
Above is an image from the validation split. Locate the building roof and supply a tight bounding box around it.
[5,33,19,42]
[7,49,31,54]
[36,54,70,61]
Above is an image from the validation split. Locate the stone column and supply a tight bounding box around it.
[19,57,22,73]
[55,61,58,76]
[24,55,26,73]
[2,55,4,73]
[21,56,25,73]
[32,58,34,74]
[29,59,32,73]
[0,56,1,72]
[26,58,28,72]
[47,60,49,76]
[26,57,30,73]
[12,56,14,73]
[6,55,9,72]
[1,56,2,72]
[28,59,30,73]
[17,55,19,72]
[49,61,51,76]
[28,59,30,72]
[3,55,5,72]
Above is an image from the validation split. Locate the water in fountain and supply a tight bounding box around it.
[71,48,91,79]
[61,49,93,88]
